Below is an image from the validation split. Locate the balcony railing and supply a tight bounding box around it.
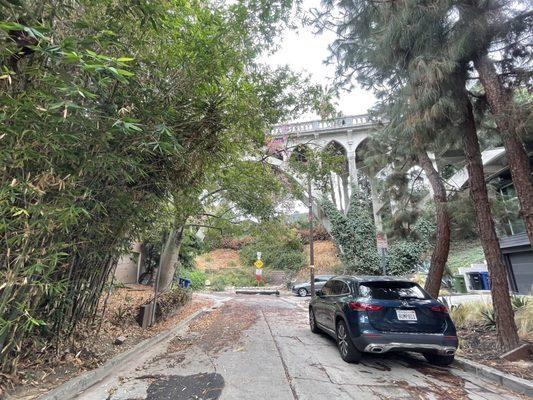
[271,114,376,136]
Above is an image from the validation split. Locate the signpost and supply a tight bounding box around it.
[308,173,315,297]
[376,234,388,275]
[255,252,263,284]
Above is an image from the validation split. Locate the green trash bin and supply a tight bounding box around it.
[453,275,467,293]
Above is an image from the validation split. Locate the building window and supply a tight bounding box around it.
[500,184,526,236]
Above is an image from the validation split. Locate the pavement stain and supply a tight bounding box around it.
[391,378,471,400]
[124,373,224,400]
[360,360,392,372]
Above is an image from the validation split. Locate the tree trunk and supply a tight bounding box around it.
[474,54,533,245]
[158,226,185,292]
[460,91,520,351]
[417,150,451,298]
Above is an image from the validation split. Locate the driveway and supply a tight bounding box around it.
[76,293,525,400]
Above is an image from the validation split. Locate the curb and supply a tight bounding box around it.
[235,289,280,296]
[454,356,533,397]
[39,305,212,400]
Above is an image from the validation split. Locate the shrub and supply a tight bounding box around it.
[386,240,424,276]
[146,286,192,322]
[411,273,426,287]
[449,301,493,329]
[448,300,533,339]
[209,268,256,291]
[297,224,330,243]
[179,230,205,270]
[511,295,530,311]
[183,269,207,291]
[515,301,533,339]
[221,236,253,250]
[111,305,129,325]
[211,278,227,292]
[449,304,468,328]
[481,308,496,331]
[240,229,305,271]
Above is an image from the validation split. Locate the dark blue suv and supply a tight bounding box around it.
[309,276,458,365]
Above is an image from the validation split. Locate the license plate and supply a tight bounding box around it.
[396,310,417,321]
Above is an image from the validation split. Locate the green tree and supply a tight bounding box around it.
[0,0,311,372]
[314,0,521,350]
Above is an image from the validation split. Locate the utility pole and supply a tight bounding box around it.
[151,231,166,326]
[308,173,315,297]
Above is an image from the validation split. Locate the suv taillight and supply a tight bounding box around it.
[348,301,383,312]
[430,305,449,313]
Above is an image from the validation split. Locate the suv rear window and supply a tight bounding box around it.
[358,281,429,300]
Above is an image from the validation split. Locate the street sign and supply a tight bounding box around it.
[256,251,262,260]
[255,268,262,282]
[376,234,388,249]
[254,259,264,269]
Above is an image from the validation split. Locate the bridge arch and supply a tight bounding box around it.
[323,140,350,211]
[267,114,381,232]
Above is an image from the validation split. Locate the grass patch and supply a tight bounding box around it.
[208,267,257,291]
[447,239,485,274]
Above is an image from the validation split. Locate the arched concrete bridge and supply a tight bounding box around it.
[266,114,385,233]
[267,114,506,238]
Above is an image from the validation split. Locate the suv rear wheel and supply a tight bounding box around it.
[309,308,320,334]
[298,287,308,297]
[423,353,455,366]
[336,320,361,363]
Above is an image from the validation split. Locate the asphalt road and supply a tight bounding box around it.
[77,293,526,400]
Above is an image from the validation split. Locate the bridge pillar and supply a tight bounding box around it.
[348,154,357,184]
[370,177,384,233]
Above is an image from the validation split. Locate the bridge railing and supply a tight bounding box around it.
[271,114,375,136]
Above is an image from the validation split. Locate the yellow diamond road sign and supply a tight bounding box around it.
[254,259,264,269]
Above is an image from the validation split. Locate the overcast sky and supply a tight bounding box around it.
[262,1,376,122]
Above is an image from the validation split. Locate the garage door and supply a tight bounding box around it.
[509,251,533,295]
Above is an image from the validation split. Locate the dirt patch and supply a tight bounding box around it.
[168,301,257,355]
[391,378,468,400]
[196,249,242,272]
[8,290,213,399]
[457,325,533,381]
[387,353,471,399]
[296,240,340,280]
[360,360,391,372]
[394,352,529,399]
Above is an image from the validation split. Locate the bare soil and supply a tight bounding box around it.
[5,286,213,399]
[196,240,340,280]
[196,249,243,271]
[297,240,340,280]
[167,300,257,357]
[457,325,533,381]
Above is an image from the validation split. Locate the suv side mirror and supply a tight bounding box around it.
[315,289,323,297]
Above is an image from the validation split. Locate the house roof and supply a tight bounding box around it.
[500,232,531,249]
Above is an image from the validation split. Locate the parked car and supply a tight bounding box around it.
[309,276,458,366]
[292,275,334,297]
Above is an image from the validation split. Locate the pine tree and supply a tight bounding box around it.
[315,0,520,350]
[452,2,533,245]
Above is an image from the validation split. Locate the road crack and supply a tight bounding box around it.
[261,309,300,400]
